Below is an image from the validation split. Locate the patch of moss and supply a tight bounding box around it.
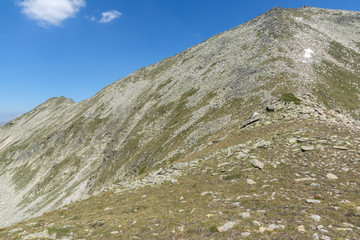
[137,162,147,175]
[281,93,301,105]
[156,77,173,91]
[201,62,217,76]
[181,55,195,65]
[223,173,242,180]
[209,225,219,233]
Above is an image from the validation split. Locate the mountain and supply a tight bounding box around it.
[0,6,360,239]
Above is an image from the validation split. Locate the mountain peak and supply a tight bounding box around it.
[44,96,75,105]
[0,7,360,236]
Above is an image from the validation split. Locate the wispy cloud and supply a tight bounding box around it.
[99,10,122,23]
[19,0,86,26]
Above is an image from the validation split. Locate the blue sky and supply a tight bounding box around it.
[0,0,359,122]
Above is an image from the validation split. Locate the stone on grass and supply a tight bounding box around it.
[241,114,261,129]
[23,230,56,240]
[207,140,218,146]
[301,145,314,152]
[253,220,261,226]
[297,225,306,233]
[321,235,331,240]
[9,228,23,233]
[240,212,251,219]
[241,232,251,237]
[246,179,256,185]
[326,173,338,180]
[333,146,348,150]
[268,224,285,230]
[317,225,328,233]
[259,227,272,232]
[26,222,37,227]
[297,138,308,143]
[226,148,233,158]
[250,159,264,170]
[310,214,321,222]
[306,199,321,204]
[217,221,237,232]
[254,140,271,149]
[313,233,319,240]
[18,230,28,236]
[295,177,316,182]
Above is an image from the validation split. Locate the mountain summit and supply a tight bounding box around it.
[0,6,359,239]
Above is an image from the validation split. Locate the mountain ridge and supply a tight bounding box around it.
[0,7,359,238]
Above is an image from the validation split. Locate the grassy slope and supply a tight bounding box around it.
[1,106,359,240]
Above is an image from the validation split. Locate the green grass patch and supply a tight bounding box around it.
[137,162,147,175]
[280,93,301,105]
[209,225,219,233]
[223,173,242,180]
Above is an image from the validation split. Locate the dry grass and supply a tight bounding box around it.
[1,118,359,239]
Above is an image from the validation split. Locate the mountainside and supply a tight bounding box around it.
[0,6,360,239]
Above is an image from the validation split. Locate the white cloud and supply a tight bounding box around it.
[99,10,122,23]
[19,0,86,26]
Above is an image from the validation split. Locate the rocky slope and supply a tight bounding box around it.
[0,6,359,238]
[1,96,359,239]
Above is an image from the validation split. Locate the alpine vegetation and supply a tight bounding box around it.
[0,6,359,239]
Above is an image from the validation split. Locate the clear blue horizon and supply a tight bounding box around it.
[1,0,359,122]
